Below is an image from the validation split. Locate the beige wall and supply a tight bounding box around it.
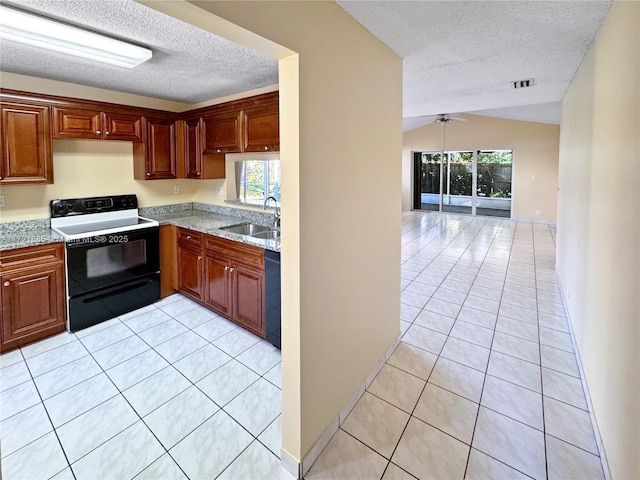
[0,74,276,222]
[147,0,402,463]
[403,115,560,222]
[556,1,640,478]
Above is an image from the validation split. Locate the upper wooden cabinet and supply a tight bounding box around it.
[133,117,178,180]
[53,106,142,141]
[0,89,279,184]
[103,112,143,141]
[184,118,203,178]
[181,118,226,180]
[0,101,53,185]
[189,91,280,157]
[242,102,280,152]
[202,110,242,154]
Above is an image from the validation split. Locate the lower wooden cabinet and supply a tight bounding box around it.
[204,254,232,316]
[176,228,265,338]
[231,263,264,336]
[0,243,67,352]
[178,246,203,302]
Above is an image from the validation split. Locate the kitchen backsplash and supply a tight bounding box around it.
[140,202,277,226]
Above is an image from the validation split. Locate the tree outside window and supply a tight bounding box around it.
[240,160,281,203]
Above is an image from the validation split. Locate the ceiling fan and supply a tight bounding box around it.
[433,113,467,124]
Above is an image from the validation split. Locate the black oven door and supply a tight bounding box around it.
[66,226,160,296]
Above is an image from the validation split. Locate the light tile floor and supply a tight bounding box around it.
[0,211,606,479]
[307,212,605,480]
[0,294,287,480]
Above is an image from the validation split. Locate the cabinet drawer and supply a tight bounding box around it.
[204,235,264,269]
[1,243,64,271]
[177,228,202,249]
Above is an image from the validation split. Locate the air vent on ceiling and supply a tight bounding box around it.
[513,79,534,89]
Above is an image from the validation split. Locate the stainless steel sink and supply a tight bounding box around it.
[220,223,280,240]
[251,229,281,240]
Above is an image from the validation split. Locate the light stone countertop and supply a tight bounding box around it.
[148,210,281,253]
[0,204,281,253]
[0,229,64,251]
[0,219,64,252]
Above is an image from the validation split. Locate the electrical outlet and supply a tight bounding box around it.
[0,194,4,207]
[173,185,180,194]
[530,174,536,181]
[216,187,223,195]
[536,209,541,216]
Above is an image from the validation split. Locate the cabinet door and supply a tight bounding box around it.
[144,117,177,179]
[103,112,143,141]
[52,106,102,139]
[242,103,279,152]
[1,263,66,351]
[204,253,232,316]
[0,102,52,185]
[177,246,203,301]
[184,118,203,178]
[203,111,241,153]
[231,263,264,337]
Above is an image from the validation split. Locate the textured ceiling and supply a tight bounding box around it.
[337,0,611,127]
[0,0,279,104]
[0,1,611,122]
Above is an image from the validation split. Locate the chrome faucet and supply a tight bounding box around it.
[264,196,280,228]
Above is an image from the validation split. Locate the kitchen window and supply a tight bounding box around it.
[236,159,281,205]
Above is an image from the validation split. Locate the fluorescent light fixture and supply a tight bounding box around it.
[0,5,152,68]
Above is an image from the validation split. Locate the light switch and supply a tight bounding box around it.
[530,174,536,181]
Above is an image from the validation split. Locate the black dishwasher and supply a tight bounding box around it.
[264,250,281,349]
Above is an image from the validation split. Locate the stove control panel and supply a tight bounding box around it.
[51,195,138,218]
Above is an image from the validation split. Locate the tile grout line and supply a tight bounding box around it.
[462,217,511,478]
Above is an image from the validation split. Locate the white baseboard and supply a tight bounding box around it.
[555,271,611,480]
[282,333,401,479]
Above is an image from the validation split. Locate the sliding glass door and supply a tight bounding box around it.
[476,150,512,217]
[442,151,473,214]
[413,152,442,211]
[413,149,513,218]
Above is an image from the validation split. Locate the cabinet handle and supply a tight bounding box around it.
[146,172,151,177]
[96,130,101,134]
[196,172,200,175]
[3,281,10,287]
[105,131,110,135]
[216,149,222,153]
[197,256,202,261]
[264,146,269,151]
[229,267,235,273]
[186,235,192,240]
